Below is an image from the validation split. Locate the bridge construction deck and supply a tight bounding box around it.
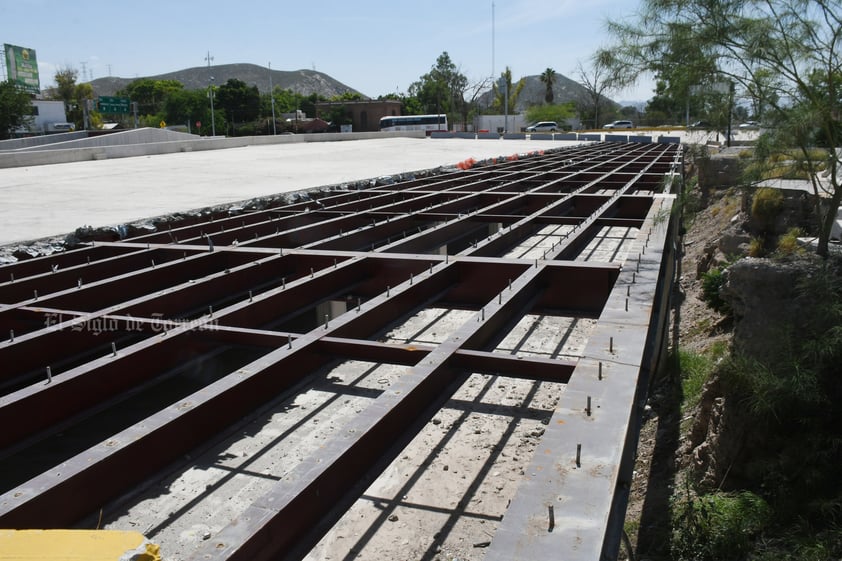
[0,140,681,560]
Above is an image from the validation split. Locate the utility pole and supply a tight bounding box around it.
[205,51,216,136]
[269,62,276,135]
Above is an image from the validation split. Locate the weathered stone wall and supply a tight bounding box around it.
[697,150,745,194]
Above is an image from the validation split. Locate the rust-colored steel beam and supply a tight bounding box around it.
[0,141,682,561]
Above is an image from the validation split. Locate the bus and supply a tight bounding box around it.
[379,114,448,133]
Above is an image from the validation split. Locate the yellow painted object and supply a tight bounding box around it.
[0,529,160,561]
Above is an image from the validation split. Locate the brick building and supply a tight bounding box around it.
[314,100,402,132]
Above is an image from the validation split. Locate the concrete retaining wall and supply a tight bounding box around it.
[0,130,425,169]
[0,131,88,151]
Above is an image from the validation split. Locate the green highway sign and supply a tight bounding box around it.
[98,96,131,114]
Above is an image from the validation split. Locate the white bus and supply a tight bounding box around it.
[379,114,447,133]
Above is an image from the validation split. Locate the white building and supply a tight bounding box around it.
[29,100,72,133]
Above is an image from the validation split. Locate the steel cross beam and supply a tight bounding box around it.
[0,141,682,561]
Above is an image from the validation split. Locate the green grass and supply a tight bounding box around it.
[678,342,728,412]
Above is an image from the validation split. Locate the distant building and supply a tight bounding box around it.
[22,100,72,134]
[314,100,401,132]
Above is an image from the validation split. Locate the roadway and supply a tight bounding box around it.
[0,137,574,247]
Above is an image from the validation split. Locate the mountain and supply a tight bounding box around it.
[89,63,364,99]
[478,72,619,112]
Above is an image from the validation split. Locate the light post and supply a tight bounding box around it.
[205,51,216,136]
[269,62,276,135]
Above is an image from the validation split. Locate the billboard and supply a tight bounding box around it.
[4,44,40,94]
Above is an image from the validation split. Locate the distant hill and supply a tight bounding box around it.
[89,63,364,99]
[478,72,619,112]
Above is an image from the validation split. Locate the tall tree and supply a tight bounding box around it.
[215,78,260,134]
[52,67,78,107]
[602,0,842,257]
[575,59,621,128]
[491,67,525,114]
[0,81,33,139]
[44,68,99,129]
[409,52,468,126]
[117,78,183,116]
[540,68,557,104]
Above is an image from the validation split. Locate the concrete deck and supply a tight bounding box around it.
[0,137,575,246]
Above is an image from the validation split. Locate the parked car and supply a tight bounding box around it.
[526,121,559,132]
[738,121,760,129]
[603,120,634,129]
[689,120,710,128]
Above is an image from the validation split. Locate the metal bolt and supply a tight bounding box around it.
[77,278,82,289]
[324,314,329,330]
[625,298,628,311]
[249,290,253,302]
[586,396,592,416]
[387,285,390,297]
[46,366,52,384]
[310,268,314,278]
[599,361,603,380]
[33,289,38,301]
[548,505,555,532]
[410,273,413,285]
[576,443,581,467]
[151,259,156,268]
[610,336,614,353]
[112,342,117,357]
[357,297,361,312]
[282,277,286,289]
[9,329,14,343]
[288,334,292,349]
[208,305,213,317]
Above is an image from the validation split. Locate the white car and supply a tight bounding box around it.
[526,121,559,132]
[603,120,634,129]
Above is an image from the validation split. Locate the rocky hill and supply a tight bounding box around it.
[477,72,619,112]
[89,63,363,99]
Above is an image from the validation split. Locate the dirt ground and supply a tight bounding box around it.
[621,185,739,560]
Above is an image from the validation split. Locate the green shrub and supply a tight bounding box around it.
[679,349,714,411]
[751,187,784,229]
[776,227,805,256]
[748,236,766,257]
[671,490,771,561]
[701,267,730,314]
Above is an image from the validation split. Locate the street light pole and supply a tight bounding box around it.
[269,61,276,135]
[205,51,216,137]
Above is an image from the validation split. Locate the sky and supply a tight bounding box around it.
[1,0,654,103]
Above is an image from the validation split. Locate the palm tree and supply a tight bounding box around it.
[540,68,556,104]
